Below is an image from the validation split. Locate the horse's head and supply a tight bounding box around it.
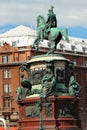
[37,15,46,27]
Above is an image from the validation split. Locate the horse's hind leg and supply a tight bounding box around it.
[47,41,56,54]
[32,37,40,50]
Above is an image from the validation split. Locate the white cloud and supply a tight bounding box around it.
[0,0,87,28]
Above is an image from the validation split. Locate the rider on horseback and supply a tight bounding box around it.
[46,5,57,33]
[32,6,69,53]
[38,5,57,42]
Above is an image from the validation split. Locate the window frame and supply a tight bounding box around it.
[3,69,11,79]
[3,98,11,108]
[3,84,11,93]
[2,55,11,63]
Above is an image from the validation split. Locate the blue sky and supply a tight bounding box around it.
[0,0,87,39]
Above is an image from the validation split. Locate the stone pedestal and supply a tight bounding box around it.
[17,95,80,130]
[16,54,82,130]
[57,96,79,130]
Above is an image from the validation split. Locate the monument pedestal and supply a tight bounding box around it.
[17,95,80,130]
[16,53,82,130]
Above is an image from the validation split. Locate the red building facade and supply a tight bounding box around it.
[0,42,87,129]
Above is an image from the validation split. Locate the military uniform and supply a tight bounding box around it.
[46,6,57,33]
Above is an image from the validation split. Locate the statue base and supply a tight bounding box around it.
[17,95,81,130]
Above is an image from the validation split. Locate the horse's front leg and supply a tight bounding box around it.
[32,37,40,50]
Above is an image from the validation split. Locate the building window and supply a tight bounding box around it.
[82,47,87,53]
[3,98,10,107]
[59,44,65,51]
[73,59,77,66]
[2,56,11,63]
[85,61,87,67]
[3,84,11,93]
[12,41,17,47]
[85,73,87,81]
[71,45,77,52]
[3,69,11,79]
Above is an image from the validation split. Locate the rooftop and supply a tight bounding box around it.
[0,25,87,53]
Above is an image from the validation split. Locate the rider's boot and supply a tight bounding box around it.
[46,27,50,33]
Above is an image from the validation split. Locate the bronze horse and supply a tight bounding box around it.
[32,15,69,54]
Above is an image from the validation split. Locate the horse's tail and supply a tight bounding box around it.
[61,28,70,43]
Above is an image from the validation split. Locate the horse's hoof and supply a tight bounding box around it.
[32,44,36,49]
[32,45,35,49]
